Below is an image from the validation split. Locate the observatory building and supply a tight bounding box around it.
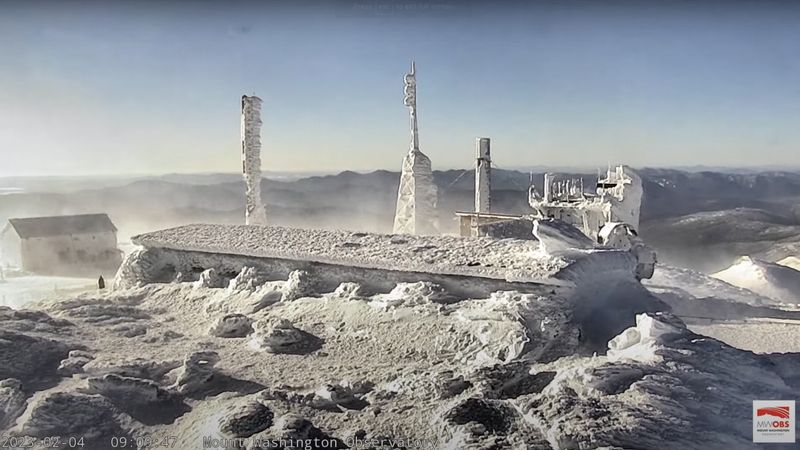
[529,165,643,239]
[457,161,644,244]
[241,95,267,226]
[393,62,438,235]
[0,214,122,276]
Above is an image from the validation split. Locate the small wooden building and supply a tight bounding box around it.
[0,214,122,276]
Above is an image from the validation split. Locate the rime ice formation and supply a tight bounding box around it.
[475,137,491,213]
[532,219,656,280]
[459,165,645,242]
[241,95,267,226]
[393,61,438,235]
[116,224,657,290]
[529,165,643,239]
[533,219,595,254]
[598,222,657,280]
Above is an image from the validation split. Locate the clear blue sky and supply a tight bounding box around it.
[1,0,799,176]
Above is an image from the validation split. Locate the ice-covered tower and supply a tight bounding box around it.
[393,61,438,235]
[475,137,491,212]
[241,95,267,226]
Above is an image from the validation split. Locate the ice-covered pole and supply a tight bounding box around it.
[241,95,267,226]
[544,173,553,202]
[475,137,491,212]
[404,61,419,151]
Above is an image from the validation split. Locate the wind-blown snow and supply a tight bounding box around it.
[712,256,800,304]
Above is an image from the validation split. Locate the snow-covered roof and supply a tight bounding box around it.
[7,214,117,239]
[131,224,575,284]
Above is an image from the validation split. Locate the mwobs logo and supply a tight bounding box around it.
[753,400,796,443]
[757,406,791,419]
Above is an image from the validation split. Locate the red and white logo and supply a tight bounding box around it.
[757,406,791,419]
[753,400,795,443]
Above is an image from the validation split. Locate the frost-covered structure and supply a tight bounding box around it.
[0,214,121,276]
[475,137,491,213]
[393,61,438,235]
[16,204,800,449]
[534,219,656,280]
[241,95,267,226]
[529,165,643,239]
[598,222,656,280]
[116,223,649,291]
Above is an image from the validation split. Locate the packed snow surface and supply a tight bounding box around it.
[1,273,798,449]
[778,256,800,271]
[712,256,800,304]
[645,264,777,306]
[3,224,798,448]
[689,319,800,354]
[0,276,95,309]
[132,224,576,283]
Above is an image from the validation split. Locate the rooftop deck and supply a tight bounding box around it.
[131,224,571,284]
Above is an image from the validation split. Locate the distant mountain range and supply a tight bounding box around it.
[1,167,799,272]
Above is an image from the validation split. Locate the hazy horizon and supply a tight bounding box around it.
[4,163,800,184]
[2,0,799,177]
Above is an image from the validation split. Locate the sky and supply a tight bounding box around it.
[1,0,799,176]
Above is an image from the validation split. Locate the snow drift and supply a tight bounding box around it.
[778,256,800,271]
[712,256,800,304]
[0,260,795,449]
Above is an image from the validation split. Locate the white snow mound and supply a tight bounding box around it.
[777,256,800,271]
[607,313,683,363]
[712,256,800,304]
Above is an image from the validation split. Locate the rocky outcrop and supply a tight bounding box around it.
[57,350,95,376]
[209,314,253,338]
[0,330,71,386]
[0,379,26,429]
[312,381,371,411]
[218,399,274,439]
[171,351,220,395]
[15,392,129,442]
[252,414,347,449]
[250,320,322,355]
[84,373,171,404]
[82,358,181,384]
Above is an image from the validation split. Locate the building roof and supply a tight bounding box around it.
[6,214,117,239]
